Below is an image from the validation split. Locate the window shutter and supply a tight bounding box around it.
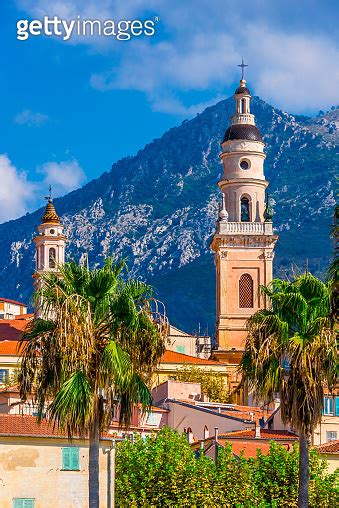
[146,412,158,426]
[23,501,34,508]
[13,500,34,508]
[336,397,339,416]
[62,447,71,470]
[70,448,80,470]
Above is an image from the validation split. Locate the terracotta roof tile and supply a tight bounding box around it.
[160,350,224,365]
[0,414,65,437]
[0,340,24,355]
[219,429,298,440]
[0,316,31,342]
[223,441,294,459]
[0,298,28,307]
[314,440,339,454]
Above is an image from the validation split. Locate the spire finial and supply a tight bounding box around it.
[45,185,52,204]
[42,185,60,224]
[237,57,248,80]
[218,192,228,222]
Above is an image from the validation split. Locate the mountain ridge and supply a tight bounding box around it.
[0,96,337,334]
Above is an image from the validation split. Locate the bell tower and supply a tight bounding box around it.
[210,63,278,376]
[33,190,66,296]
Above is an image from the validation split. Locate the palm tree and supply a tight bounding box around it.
[240,273,337,508]
[19,259,168,508]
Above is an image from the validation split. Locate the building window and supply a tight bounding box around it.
[240,197,250,222]
[0,369,9,384]
[241,98,246,113]
[62,447,80,470]
[239,274,254,308]
[49,247,56,268]
[146,412,158,426]
[13,500,34,508]
[326,431,337,442]
[240,159,250,170]
[323,397,334,416]
[336,396,339,416]
[176,345,186,354]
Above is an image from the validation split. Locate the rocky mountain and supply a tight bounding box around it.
[0,97,337,335]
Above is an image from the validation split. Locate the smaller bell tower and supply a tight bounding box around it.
[33,189,66,295]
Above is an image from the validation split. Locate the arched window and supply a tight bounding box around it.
[241,98,246,113]
[49,247,56,268]
[239,274,254,308]
[241,197,250,222]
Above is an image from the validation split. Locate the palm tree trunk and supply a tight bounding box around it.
[298,432,309,508]
[89,413,100,508]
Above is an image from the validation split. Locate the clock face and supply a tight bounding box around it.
[240,159,250,170]
[50,229,55,235]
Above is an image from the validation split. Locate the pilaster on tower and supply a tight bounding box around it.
[210,66,278,377]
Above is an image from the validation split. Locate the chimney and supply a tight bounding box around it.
[214,427,219,464]
[199,441,204,454]
[187,428,194,444]
[255,422,261,439]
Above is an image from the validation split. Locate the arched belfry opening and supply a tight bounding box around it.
[240,196,250,222]
[49,247,56,268]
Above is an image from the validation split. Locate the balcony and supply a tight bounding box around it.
[218,221,273,235]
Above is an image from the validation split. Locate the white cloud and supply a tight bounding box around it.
[38,160,86,197]
[0,155,36,223]
[0,156,86,224]
[16,0,339,115]
[14,109,49,127]
[243,27,339,112]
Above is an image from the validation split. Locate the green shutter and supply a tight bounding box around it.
[176,345,185,353]
[70,447,80,470]
[62,447,79,470]
[62,447,71,470]
[13,500,34,508]
[336,397,339,416]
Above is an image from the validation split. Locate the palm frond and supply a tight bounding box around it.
[48,371,93,436]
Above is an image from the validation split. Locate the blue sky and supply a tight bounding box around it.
[0,0,338,223]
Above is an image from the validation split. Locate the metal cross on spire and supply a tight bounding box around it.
[237,57,248,80]
[45,185,52,203]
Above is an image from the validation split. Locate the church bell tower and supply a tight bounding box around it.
[210,62,278,373]
[33,192,66,306]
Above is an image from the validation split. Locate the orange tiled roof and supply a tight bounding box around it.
[160,350,224,365]
[0,315,31,342]
[0,298,28,307]
[223,440,294,459]
[219,429,298,440]
[0,340,24,355]
[314,440,339,454]
[0,414,65,437]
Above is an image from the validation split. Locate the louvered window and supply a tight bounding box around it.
[62,447,80,470]
[49,247,56,268]
[13,500,34,508]
[239,274,254,308]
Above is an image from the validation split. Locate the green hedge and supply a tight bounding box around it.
[115,427,338,507]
